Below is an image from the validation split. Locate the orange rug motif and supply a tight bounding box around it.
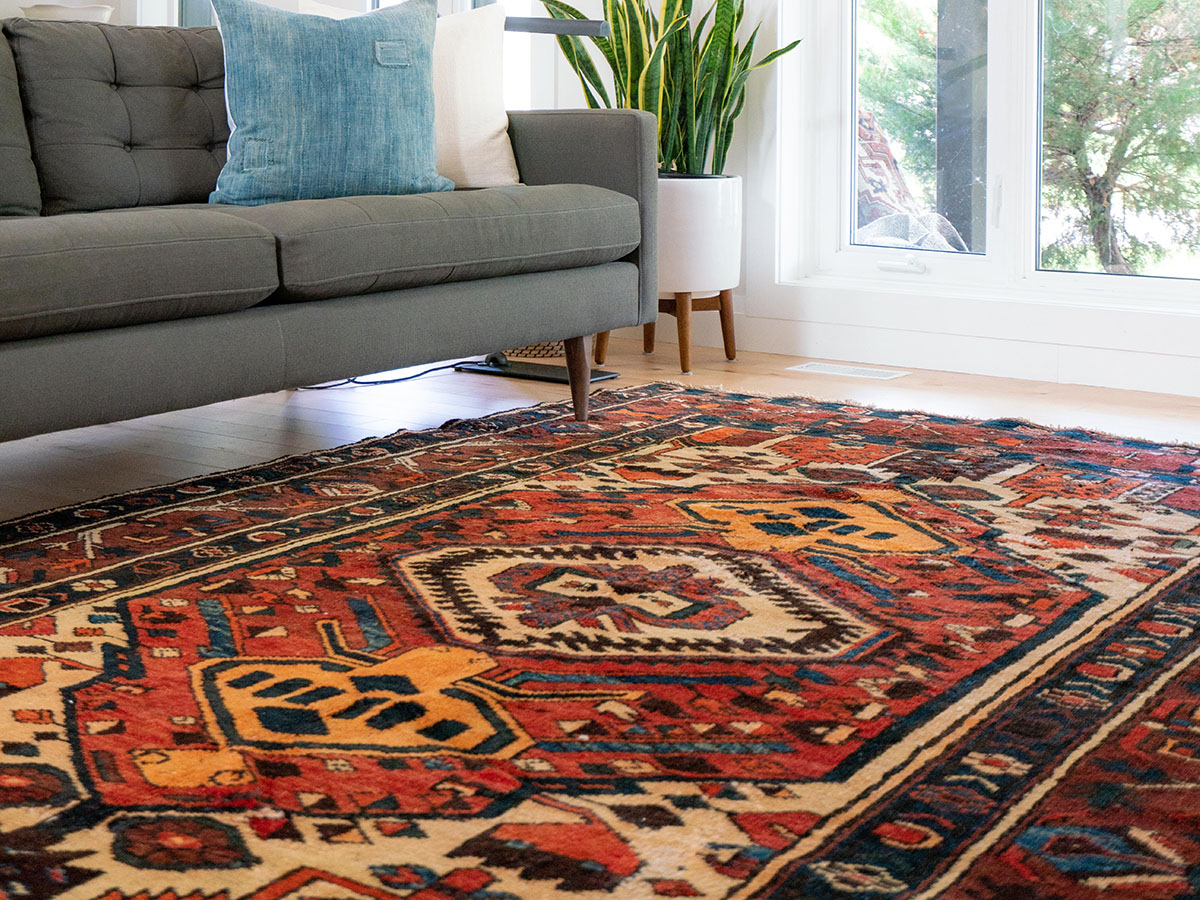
[2,383,1200,899]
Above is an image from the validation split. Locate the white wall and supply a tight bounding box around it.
[545,0,1200,399]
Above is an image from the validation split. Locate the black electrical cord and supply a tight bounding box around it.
[296,359,483,391]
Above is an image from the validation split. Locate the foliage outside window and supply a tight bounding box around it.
[1042,0,1200,277]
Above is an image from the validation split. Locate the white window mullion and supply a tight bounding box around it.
[984,0,1038,286]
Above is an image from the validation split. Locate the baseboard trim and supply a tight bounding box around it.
[612,315,1200,399]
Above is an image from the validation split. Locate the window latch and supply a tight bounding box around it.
[877,254,927,275]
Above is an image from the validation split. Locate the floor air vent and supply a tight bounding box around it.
[787,362,911,380]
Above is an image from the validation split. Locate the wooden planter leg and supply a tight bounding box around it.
[563,336,590,422]
[675,292,693,374]
[593,331,610,365]
[718,289,736,361]
[643,322,656,354]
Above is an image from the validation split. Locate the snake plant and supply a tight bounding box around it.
[540,0,800,175]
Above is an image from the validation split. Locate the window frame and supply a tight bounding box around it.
[778,0,1200,314]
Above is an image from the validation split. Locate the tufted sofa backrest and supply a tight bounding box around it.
[3,21,229,215]
[0,33,39,215]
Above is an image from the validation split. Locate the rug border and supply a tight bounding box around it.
[0,384,682,531]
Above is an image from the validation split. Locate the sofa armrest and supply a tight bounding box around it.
[508,109,657,326]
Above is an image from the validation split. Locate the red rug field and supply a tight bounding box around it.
[2,383,1199,899]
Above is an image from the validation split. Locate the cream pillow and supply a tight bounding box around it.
[433,4,521,188]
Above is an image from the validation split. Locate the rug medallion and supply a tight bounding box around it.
[2,383,1199,899]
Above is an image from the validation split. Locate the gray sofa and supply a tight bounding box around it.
[0,20,657,441]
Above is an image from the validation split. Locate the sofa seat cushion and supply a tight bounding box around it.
[0,208,279,342]
[208,183,641,302]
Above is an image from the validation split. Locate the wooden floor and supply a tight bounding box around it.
[2,336,1199,523]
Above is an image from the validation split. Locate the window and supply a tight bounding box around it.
[786,0,1200,300]
[855,0,987,255]
[1040,0,1200,279]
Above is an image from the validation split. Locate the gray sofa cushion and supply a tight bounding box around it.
[208,183,642,302]
[3,21,227,215]
[0,208,279,341]
[0,33,39,216]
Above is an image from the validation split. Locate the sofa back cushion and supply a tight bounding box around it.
[0,31,39,216]
[3,21,228,215]
[432,5,519,189]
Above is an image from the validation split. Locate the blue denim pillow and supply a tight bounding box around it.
[209,0,453,206]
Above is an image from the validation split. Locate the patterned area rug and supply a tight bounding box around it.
[3,382,1200,900]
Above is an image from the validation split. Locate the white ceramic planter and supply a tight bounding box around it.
[657,174,743,298]
[20,3,114,19]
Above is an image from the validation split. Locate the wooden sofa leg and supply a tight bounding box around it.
[643,322,655,353]
[563,336,590,422]
[594,331,610,365]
